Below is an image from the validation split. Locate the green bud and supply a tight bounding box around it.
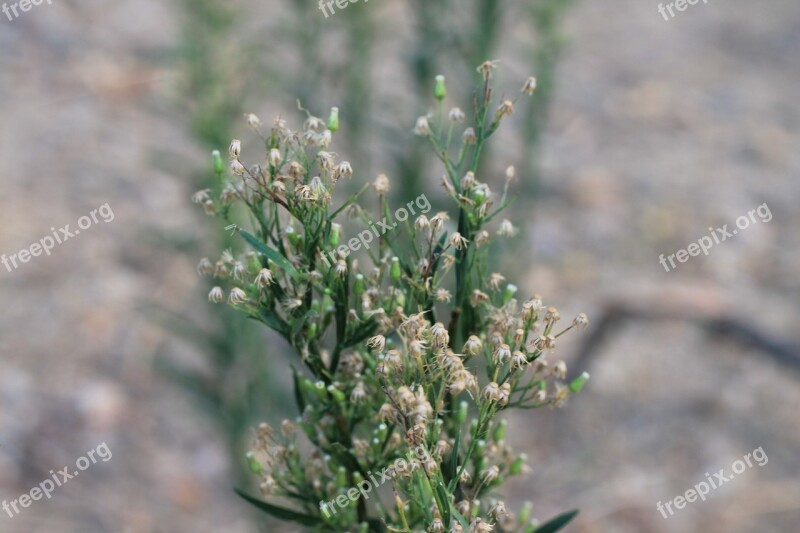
[357,523,369,533]
[337,466,347,487]
[212,150,224,174]
[475,439,486,456]
[472,499,481,519]
[503,284,518,305]
[245,452,262,475]
[315,381,329,399]
[354,274,366,298]
[569,371,590,393]
[353,471,365,485]
[473,187,486,205]
[330,223,341,248]
[311,299,321,313]
[393,290,405,307]
[434,75,447,101]
[376,423,388,442]
[302,379,317,396]
[455,401,468,425]
[518,502,532,525]
[247,253,262,273]
[322,289,334,312]
[285,225,300,247]
[509,454,527,475]
[327,385,346,403]
[390,257,401,281]
[492,419,507,443]
[327,107,340,132]
[308,322,317,338]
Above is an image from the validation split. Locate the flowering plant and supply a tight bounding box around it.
[195,62,589,533]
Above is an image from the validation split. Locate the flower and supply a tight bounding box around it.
[373,173,390,195]
[521,76,537,95]
[367,335,386,353]
[449,232,469,250]
[511,351,527,370]
[228,139,241,158]
[449,107,465,122]
[208,286,225,303]
[246,113,262,129]
[462,127,477,144]
[255,268,274,288]
[228,287,248,304]
[414,116,431,136]
[493,344,511,364]
[351,382,366,403]
[573,312,590,329]
[463,335,482,356]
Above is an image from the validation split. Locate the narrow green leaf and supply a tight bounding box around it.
[535,509,579,533]
[239,229,299,279]
[451,506,470,530]
[291,367,305,414]
[233,488,323,526]
[434,479,451,527]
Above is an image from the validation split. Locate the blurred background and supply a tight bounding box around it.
[1,0,798,531]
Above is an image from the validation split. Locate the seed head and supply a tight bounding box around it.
[208,286,225,303]
[228,139,241,158]
[228,287,248,305]
[449,107,465,122]
[414,116,431,136]
[462,127,477,144]
[521,76,537,95]
[255,268,275,288]
[372,173,390,195]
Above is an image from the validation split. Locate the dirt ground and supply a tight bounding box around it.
[0,0,798,532]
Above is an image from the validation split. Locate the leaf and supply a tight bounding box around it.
[239,229,299,279]
[252,308,289,336]
[327,443,365,477]
[233,488,323,526]
[448,429,460,483]
[434,479,451,527]
[291,367,305,414]
[450,506,470,531]
[535,509,579,533]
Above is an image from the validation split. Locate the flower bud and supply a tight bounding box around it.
[569,371,590,393]
[246,451,263,475]
[492,419,507,443]
[327,106,340,132]
[455,401,468,425]
[390,257,402,281]
[434,75,446,100]
[330,223,341,248]
[211,150,224,174]
[503,284,517,304]
[518,501,532,524]
[509,454,527,475]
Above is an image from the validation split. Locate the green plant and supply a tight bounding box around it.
[194,64,589,532]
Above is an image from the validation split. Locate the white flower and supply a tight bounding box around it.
[208,286,225,303]
[413,116,431,136]
[228,139,241,158]
[228,287,248,305]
